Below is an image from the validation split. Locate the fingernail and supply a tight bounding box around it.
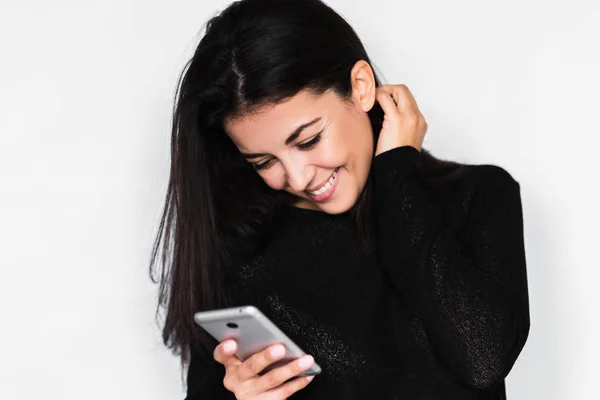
[270,344,285,358]
[298,355,314,369]
[306,376,314,382]
[223,341,235,353]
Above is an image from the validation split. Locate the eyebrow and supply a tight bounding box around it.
[239,117,322,159]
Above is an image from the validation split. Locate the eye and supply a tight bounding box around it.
[252,158,275,171]
[297,131,323,150]
[250,129,324,170]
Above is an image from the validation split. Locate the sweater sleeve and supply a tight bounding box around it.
[371,145,530,390]
[185,343,236,400]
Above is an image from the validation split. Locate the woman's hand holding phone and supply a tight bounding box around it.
[213,339,315,399]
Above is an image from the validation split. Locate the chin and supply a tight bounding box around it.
[317,193,358,215]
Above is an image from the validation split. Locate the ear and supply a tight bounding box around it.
[350,60,376,112]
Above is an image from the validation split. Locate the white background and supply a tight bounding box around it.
[1,0,598,398]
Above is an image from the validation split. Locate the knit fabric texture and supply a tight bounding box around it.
[185,145,530,399]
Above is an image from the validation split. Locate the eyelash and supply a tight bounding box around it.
[252,132,323,171]
[297,132,322,150]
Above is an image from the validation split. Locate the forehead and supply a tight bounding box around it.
[224,89,340,151]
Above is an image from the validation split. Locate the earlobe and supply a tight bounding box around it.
[361,88,376,113]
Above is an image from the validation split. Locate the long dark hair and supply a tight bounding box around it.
[149,0,467,363]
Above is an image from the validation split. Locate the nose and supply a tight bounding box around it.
[284,159,312,193]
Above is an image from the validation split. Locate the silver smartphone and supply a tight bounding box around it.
[193,305,321,376]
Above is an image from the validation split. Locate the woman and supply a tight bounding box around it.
[150,0,530,398]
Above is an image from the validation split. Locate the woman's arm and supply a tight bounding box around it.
[372,145,530,390]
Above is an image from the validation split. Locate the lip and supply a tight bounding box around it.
[307,169,338,192]
[306,167,340,202]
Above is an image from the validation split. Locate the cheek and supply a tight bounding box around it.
[329,117,373,174]
[346,116,373,159]
[315,135,348,166]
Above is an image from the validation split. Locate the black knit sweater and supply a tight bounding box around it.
[185,145,530,399]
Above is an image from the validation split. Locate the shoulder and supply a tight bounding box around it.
[420,161,521,225]
[467,163,521,201]
[453,163,522,223]
[474,163,519,185]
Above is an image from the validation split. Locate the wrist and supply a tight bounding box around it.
[375,142,421,157]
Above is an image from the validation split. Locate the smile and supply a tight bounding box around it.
[307,167,340,201]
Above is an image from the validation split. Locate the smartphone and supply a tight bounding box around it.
[193,305,321,376]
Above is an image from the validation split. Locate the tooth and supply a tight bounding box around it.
[318,182,332,195]
[310,170,337,195]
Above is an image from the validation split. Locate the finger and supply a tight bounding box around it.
[376,88,400,118]
[380,84,420,115]
[396,85,422,114]
[213,340,242,367]
[264,375,315,400]
[237,343,287,381]
[255,355,315,392]
[377,85,399,105]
